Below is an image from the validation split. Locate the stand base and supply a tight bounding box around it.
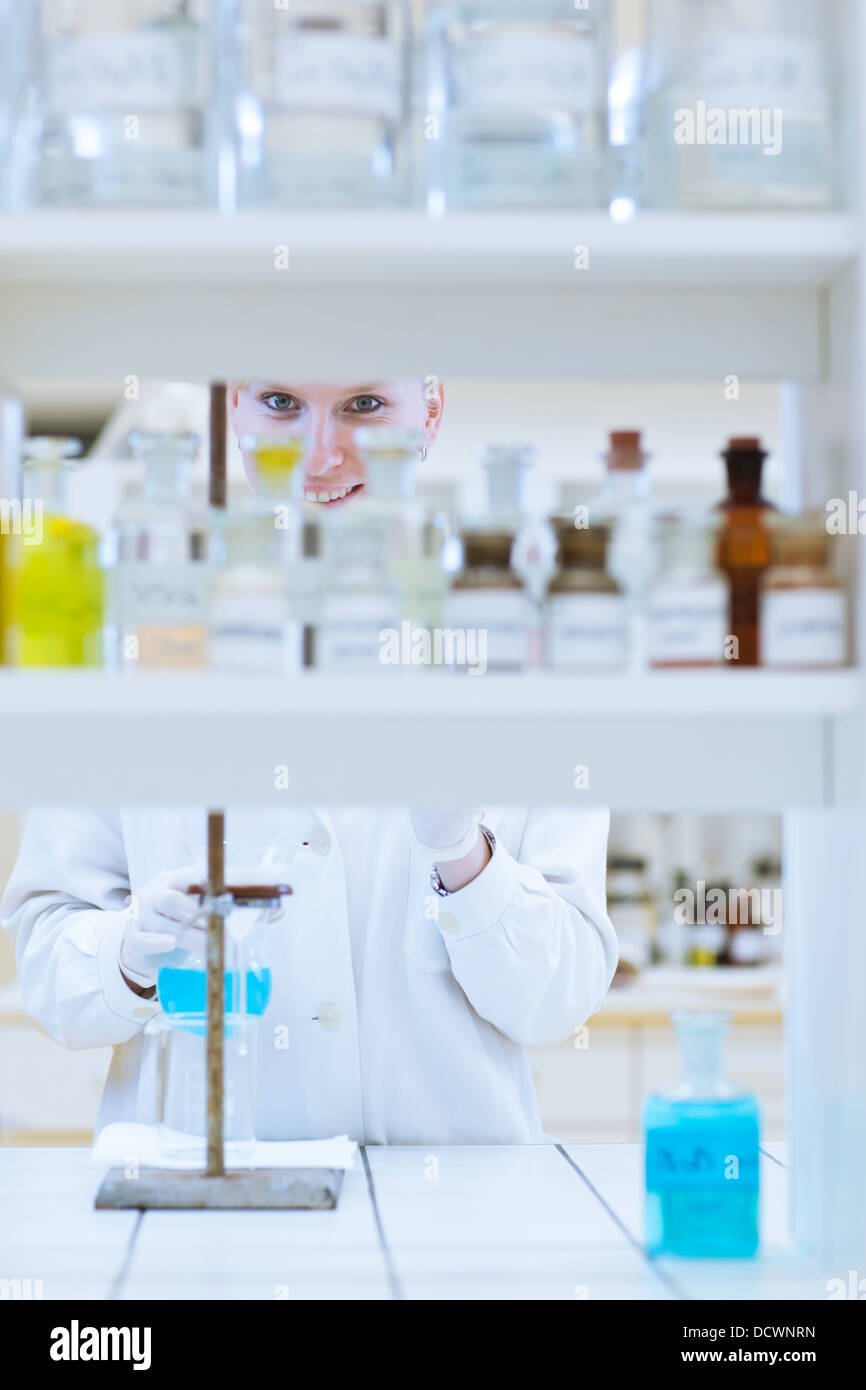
[95,1167,344,1210]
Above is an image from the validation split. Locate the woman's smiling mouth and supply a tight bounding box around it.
[302,482,364,506]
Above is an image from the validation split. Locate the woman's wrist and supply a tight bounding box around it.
[434,825,493,893]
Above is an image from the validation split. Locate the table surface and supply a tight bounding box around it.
[0,1142,830,1301]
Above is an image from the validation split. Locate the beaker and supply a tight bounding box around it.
[146,1012,259,1169]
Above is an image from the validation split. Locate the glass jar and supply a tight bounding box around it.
[643,1011,761,1258]
[445,527,534,673]
[760,515,847,668]
[17,0,226,208]
[642,0,838,210]
[607,853,657,972]
[426,0,608,212]
[544,519,627,672]
[715,436,775,668]
[649,515,728,668]
[236,0,411,206]
[112,429,210,670]
[6,436,104,667]
[315,429,440,672]
[147,1010,260,1168]
[209,436,307,674]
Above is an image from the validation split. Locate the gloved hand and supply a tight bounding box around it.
[120,867,202,987]
[407,809,480,861]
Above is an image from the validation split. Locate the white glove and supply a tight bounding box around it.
[120,867,202,987]
[407,809,480,862]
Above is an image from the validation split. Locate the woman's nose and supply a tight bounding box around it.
[304,444,345,478]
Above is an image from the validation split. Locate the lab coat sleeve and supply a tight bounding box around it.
[434,808,618,1047]
[0,808,158,1049]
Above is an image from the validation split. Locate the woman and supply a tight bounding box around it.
[1,378,617,1145]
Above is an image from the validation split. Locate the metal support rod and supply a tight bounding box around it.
[206,810,225,1178]
[209,381,227,510]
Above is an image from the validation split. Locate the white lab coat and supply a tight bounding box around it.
[1,806,617,1144]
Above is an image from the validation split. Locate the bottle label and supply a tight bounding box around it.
[316,594,398,671]
[444,589,532,671]
[210,589,293,673]
[545,593,627,670]
[451,29,599,115]
[696,34,826,112]
[760,588,846,667]
[45,33,201,113]
[646,1129,759,1191]
[274,34,401,121]
[649,587,727,665]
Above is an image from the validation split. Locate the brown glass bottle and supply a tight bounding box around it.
[715,437,776,667]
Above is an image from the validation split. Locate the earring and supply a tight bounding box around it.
[420,443,429,462]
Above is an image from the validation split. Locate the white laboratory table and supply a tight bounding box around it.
[0,1142,829,1301]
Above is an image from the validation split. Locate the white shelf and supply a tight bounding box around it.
[0,211,856,287]
[0,211,850,379]
[0,670,858,810]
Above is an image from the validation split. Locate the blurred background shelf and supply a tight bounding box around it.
[0,671,857,809]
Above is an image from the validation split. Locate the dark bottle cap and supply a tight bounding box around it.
[605,430,647,471]
[720,436,770,505]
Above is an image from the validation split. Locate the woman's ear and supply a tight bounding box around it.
[423,378,445,453]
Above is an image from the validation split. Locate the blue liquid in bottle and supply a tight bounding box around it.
[157,950,272,1036]
[643,1012,760,1258]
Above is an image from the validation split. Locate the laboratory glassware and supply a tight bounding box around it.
[112,429,210,669]
[643,1010,760,1257]
[17,0,227,208]
[5,436,104,667]
[642,0,838,210]
[315,429,434,672]
[426,0,608,212]
[544,518,627,672]
[209,435,307,673]
[147,1010,260,1167]
[235,0,411,206]
[593,431,658,670]
[715,437,775,667]
[760,514,847,668]
[648,515,728,668]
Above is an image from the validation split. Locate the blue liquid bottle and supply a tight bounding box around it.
[643,1011,760,1258]
[156,885,285,1035]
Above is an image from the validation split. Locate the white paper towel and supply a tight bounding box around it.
[92,1123,356,1171]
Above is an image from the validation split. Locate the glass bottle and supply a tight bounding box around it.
[0,386,25,664]
[209,436,307,674]
[153,880,291,1168]
[643,1011,760,1258]
[479,444,556,609]
[648,515,728,669]
[112,429,210,670]
[642,0,837,210]
[544,519,627,672]
[316,430,439,672]
[6,436,104,667]
[607,853,657,973]
[760,515,847,668]
[18,0,225,208]
[445,529,534,674]
[715,437,775,668]
[236,0,411,206]
[426,0,608,212]
[594,430,657,670]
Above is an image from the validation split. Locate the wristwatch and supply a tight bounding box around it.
[429,823,496,897]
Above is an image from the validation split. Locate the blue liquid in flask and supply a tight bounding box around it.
[157,959,272,1033]
[643,1012,760,1258]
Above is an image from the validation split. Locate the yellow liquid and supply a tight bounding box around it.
[251,439,306,494]
[8,515,104,667]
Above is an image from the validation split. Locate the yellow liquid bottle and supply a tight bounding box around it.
[8,438,104,668]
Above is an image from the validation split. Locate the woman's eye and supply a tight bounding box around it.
[261,393,298,412]
[347,395,384,414]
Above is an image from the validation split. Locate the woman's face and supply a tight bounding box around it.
[231,378,444,507]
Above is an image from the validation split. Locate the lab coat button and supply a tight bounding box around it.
[306,830,331,856]
[438,911,459,933]
[316,1003,340,1030]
